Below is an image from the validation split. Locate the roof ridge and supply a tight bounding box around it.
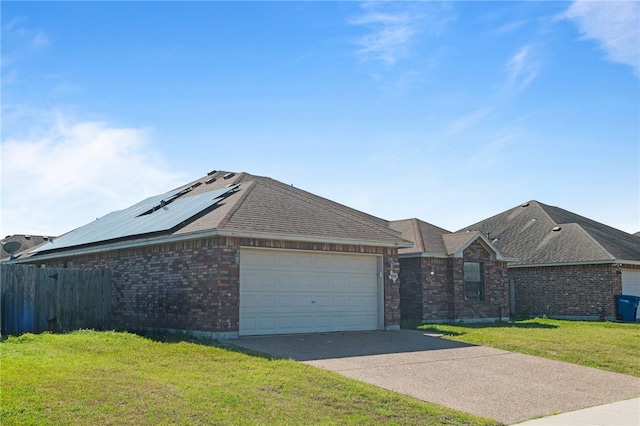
[561,222,616,261]
[251,177,406,240]
[413,219,426,253]
[442,231,477,255]
[216,180,258,228]
[533,200,561,226]
[535,201,616,259]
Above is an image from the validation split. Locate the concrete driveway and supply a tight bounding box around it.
[224,330,640,424]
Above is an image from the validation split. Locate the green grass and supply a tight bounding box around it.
[1,330,500,425]
[405,318,640,377]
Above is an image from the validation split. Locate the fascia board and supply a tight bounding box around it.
[507,259,639,268]
[399,251,518,263]
[398,252,448,259]
[448,232,511,261]
[215,228,414,248]
[19,228,412,262]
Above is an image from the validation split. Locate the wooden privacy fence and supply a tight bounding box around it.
[1,264,112,335]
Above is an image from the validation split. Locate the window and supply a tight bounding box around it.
[464,262,484,301]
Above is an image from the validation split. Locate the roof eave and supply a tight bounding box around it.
[399,252,449,259]
[508,259,640,268]
[399,251,518,263]
[17,228,412,262]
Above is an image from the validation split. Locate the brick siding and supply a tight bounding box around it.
[510,263,628,318]
[25,237,400,335]
[399,240,509,322]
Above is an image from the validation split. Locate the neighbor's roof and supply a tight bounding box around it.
[389,218,512,261]
[1,234,55,261]
[460,200,640,266]
[28,171,412,257]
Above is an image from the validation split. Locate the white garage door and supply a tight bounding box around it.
[621,270,640,319]
[239,248,381,336]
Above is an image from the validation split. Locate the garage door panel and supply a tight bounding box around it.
[332,296,346,308]
[278,254,296,269]
[259,253,278,268]
[315,315,331,328]
[621,270,640,319]
[622,270,640,295]
[314,296,330,308]
[331,276,347,290]
[297,274,314,289]
[362,295,378,309]
[315,275,331,290]
[242,251,260,268]
[240,249,380,336]
[278,295,295,308]
[296,255,314,270]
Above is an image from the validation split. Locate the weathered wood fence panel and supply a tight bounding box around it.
[1,264,112,335]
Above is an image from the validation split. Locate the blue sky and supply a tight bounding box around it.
[1,1,639,238]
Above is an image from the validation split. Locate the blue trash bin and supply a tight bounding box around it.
[615,294,640,322]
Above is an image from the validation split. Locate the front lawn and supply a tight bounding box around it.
[1,330,500,425]
[405,318,640,377]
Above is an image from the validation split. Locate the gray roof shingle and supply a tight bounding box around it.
[460,200,640,265]
[31,171,411,255]
[390,218,510,260]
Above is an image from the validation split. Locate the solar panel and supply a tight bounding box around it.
[32,185,238,253]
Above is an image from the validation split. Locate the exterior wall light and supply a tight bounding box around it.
[429,266,435,275]
[234,250,240,266]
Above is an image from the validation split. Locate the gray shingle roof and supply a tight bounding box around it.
[31,171,411,255]
[180,172,410,245]
[460,200,640,265]
[389,218,510,260]
[389,218,450,255]
[1,234,55,261]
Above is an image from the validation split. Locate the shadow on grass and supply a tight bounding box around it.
[133,330,282,360]
[137,329,477,361]
[401,319,558,336]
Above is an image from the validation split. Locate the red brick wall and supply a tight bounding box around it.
[510,263,624,318]
[454,241,509,320]
[25,237,400,335]
[399,240,509,322]
[398,257,423,320]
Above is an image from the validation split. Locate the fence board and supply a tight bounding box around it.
[0,264,112,335]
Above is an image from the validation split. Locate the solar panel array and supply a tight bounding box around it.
[32,185,238,253]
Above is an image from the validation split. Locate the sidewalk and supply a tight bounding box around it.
[513,398,640,425]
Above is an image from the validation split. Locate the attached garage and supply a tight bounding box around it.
[239,248,382,336]
[621,270,640,319]
[19,171,411,338]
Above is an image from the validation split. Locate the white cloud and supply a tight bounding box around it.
[0,116,185,237]
[564,0,640,76]
[349,2,454,65]
[1,16,50,69]
[505,45,539,91]
[444,107,494,136]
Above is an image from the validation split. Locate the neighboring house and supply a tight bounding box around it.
[1,234,54,262]
[390,219,514,323]
[462,201,640,320]
[16,171,412,338]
